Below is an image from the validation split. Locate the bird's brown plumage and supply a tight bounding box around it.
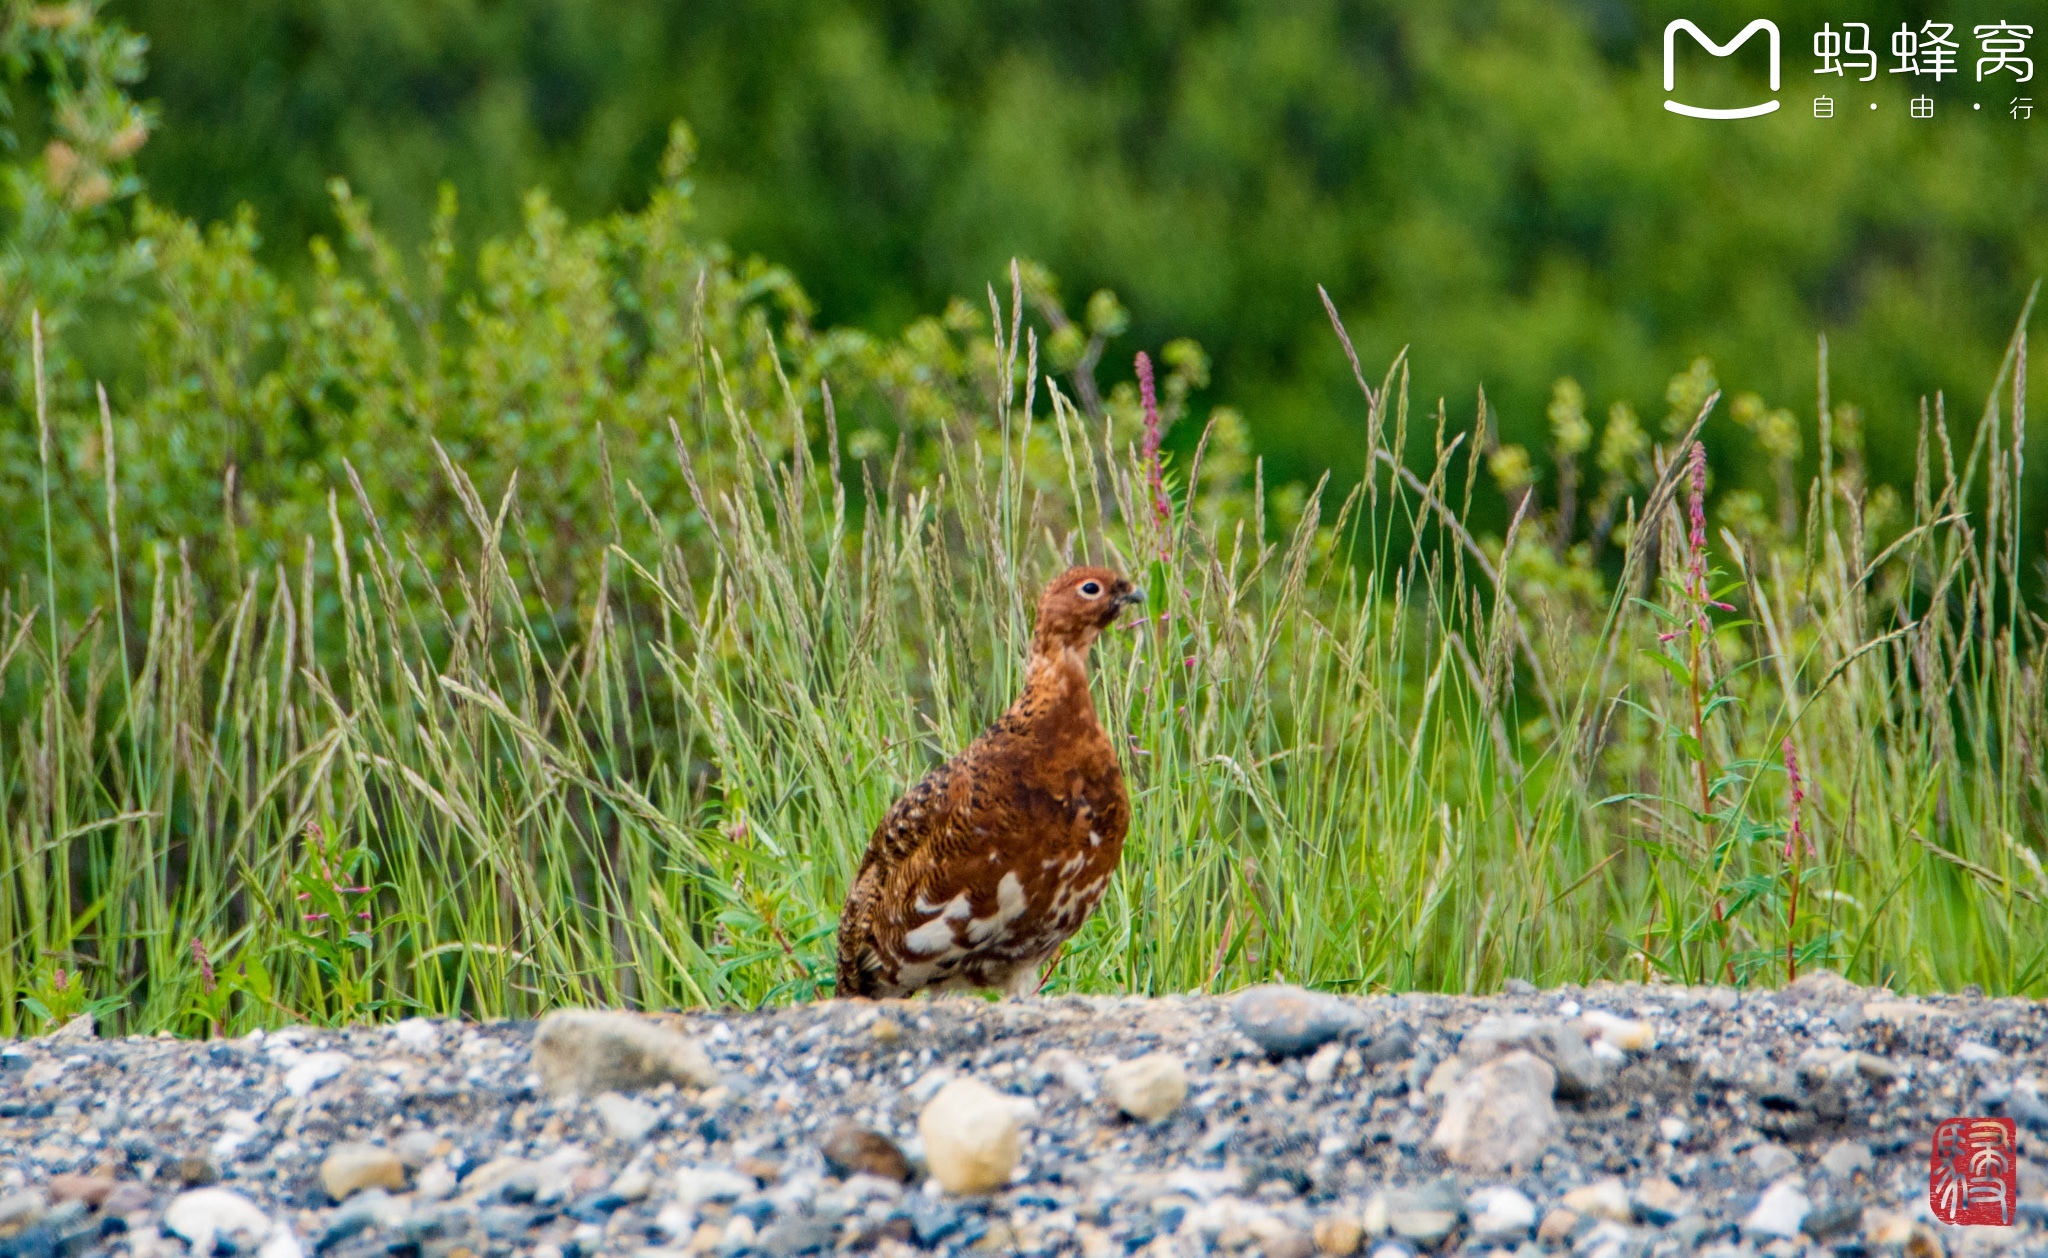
[835,566,1142,998]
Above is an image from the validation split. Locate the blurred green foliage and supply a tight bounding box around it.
[114,0,2047,533]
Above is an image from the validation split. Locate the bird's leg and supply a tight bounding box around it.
[1003,963,1044,1000]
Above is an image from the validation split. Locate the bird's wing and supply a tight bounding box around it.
[837,754,970,994]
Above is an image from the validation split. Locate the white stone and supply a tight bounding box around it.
[164,1188,274,1256]
[1561,1178,1631,1222]
[1428,1050,1558,1171]
[594,1092,661,1143]
[283,1052,350,1097]
[1102,1054,1187,1122]
[610,1165,654,1201]
[673,1166,754,1208]
[1820,1140,1873,1178]
[1304,1043,1343,1086]
[1743,1179,1810,1239]
[1749,1142,1798,1178]
[918,1077,1024,1194]
[1658,1116,1689,1143]
[1579,1010,1656,1052]
[531,1010,718,1097]
[1033,1049,1095,1097]
[1955,1041,2003,1064]
[1466,1186,1537,1238]
[391,1019,440,1053]
[257,1223,305,1258]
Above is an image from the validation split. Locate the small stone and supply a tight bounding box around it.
[1032,1048,1096,1096]
[1657,1116,1689,1143]
[820,1122,913,1182]
[0,1047,28,1073]
[1577,1009,1655,1052]
[918,1077,1023,1194]
[870,1018,903,1045]
[1102,1054,1186,1121]
[1313,1214,1364,1255]
[1458,1014,1607,1098]
[1748,1143,1797,1178]
[391,1019,440,1053]
[1819,1139,1873,1178]
[321,1144,407,1201]
[1629,1177,1691,1226]
[1466,1186,1537,1238]
[1503,978,1537,995]
[593,1092,661,1143]
[163,1188,274,1256]
[1536,1207,1580,1242]
[1230,985,1367,1057]
[1360,1025,1414,1065]
[1802,1200,1863,1239]
[1429,1050,1558,1171]
[755,1217,836,1257]
[1742,1179,1810,1239]
[0,1190,48,1236]
[532,1010,719,1097]
[1360,1193,1390,1237]
[1384,1182,1460,1245]
[672,1166,755,1208]
[44,1014,94,1041]
[101,1184,152,1216]
[170,1154,220,1187]
[610,1165,654,1202]
[1562,1178,1631,1223]
[414,1165,457,1203]
[1854,1051,1899,1080]
[43,1176,113,1209]
[393,1131,442,1169]
[1305,1043,1343,1085]
[1955,1040,2002,1064]
[283,1051,350,1097]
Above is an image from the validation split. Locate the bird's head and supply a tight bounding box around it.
[1032,565,1143,654]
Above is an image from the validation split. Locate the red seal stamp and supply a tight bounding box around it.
[1928,1116,2019,1226]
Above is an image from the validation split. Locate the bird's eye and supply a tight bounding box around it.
[1079,581,1103,597]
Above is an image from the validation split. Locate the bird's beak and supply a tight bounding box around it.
[1113,587,1146,611]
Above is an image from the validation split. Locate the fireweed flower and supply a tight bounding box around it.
[1782,738,1809,860]
[1135,352,1171,529]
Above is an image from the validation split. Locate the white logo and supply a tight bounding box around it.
[1665,19,1782,118]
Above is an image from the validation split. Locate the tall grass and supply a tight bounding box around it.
[3,275,2044,1037]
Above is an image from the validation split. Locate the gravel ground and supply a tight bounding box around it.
[2,973,2045,1258]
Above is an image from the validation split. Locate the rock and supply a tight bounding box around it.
[1748,1142,1797,1178]
[1776,969,1859,1006]
[283,1051,350,1097]
[532,1010,719,1097]
[820,1122,913,1183]
[918,1077,1023,1194]
[1383,1182,1461,1245]
[1359,1193,1389,1237]
[259,1224,306,1258]
[1428,1050,1558,1171]
[44,1014,93,1041]
[755,1217,836,1257]
[1032,1048,1096,1096]
[1536,1207,1580,1243]
[1955,1040,2002,1064]
[1458,1014,1606,1098]
[1577,1009,1655,1052]
[593,1092,661,1142]
[1305,1043,1343,1085]
[1562,1178,1631,1223]
[1657,1116,1689,1143]
[392,1131,442,1169]
[42,1176,113,1209]
[170,1154,220,1187]
[414,1165,457,1203]
[1802,1200,1862,1239]
[0,1191,47,1237]
[906,1194,963,1244]
[1742,1179,1810,1239]
[1503,978,1536,995]
[164,1188,274,1256]
[1313,1214,1364,1255]
[1102,1053,1186,1121]
[1466,1186,1537,1238]
[1819,1139,1872,1178]
[1360,1025,1414,1065]
[610,1165,654,1202]
[672,1166,755,1208]
[320,1143,407,1201]
[0,1047,27,1073]
[391,1018,440,1053]
[100,1184,152,1217]
[1629,1177,1691,1226]
[1230,985,1366,1057]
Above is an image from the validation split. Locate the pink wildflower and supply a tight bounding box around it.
[1135,352,1171,527]
[1782,738,1809,860]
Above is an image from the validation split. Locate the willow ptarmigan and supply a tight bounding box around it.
[835,566,1144,999]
